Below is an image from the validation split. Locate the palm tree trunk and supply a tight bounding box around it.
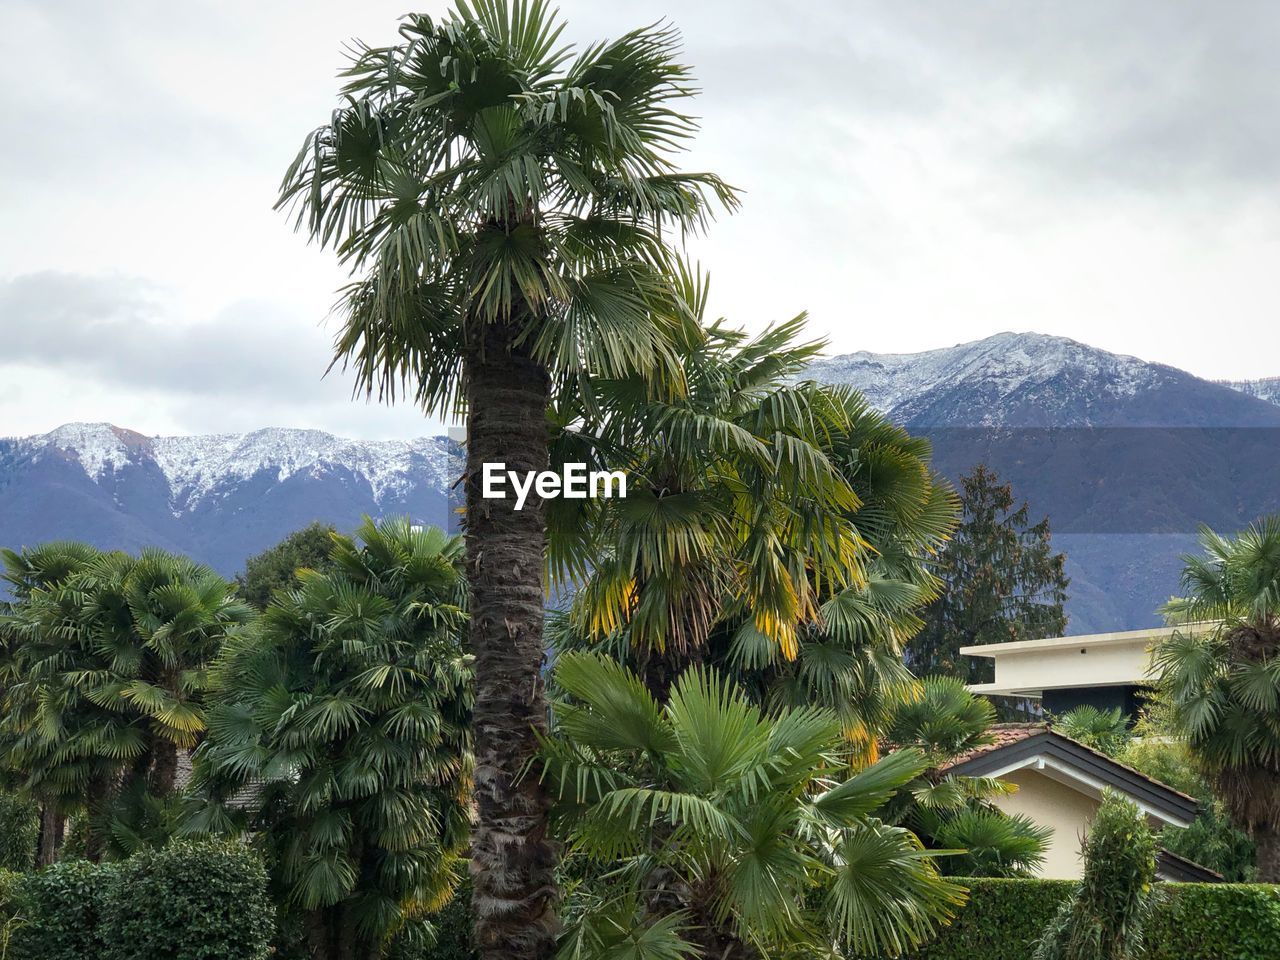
[640,645,701,704]
[151,738,179,795]
[305,908,336,960]
[464,316,558,960]
[36,802,63,867]
[1255,825,1280,882]
[83,770,111,863]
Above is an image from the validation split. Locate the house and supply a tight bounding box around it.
[942,721,1218,880]
[956,627,1224,881]
[960,625,1191,720]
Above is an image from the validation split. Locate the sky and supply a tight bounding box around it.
[2,0,1279,440]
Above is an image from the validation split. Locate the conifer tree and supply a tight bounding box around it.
[910,464,1068,681]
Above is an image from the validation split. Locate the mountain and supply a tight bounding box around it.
[4,333,1278,633]
[809,333,1280,632]
[0,424,457,577]
[808,331,1280,427]
[1217,376,1280,408]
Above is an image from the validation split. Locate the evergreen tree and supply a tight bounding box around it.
[910,464,1068,682]
[235,522,337,610]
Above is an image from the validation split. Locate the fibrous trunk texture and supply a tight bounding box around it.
[464,316,558,960]
[151,737,179,795]
[1255,825,1280,883]
[36,803,63,867]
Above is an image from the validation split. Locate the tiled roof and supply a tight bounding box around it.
[939,723,1200,810]
[942,723,1046,769]
[1156,848,1224,883]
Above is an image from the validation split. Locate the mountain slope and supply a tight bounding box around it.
[3,333,1278,631]
[0,424,457,576]
[809,333,1280,632]
[1217,376,1280,407]
[808,331,1280,427]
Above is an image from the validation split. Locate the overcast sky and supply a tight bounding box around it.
[3,0,1279,440]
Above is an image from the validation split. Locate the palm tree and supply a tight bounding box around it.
[542,652,964,960]
[552,384,957,760]
[1,543,142,862]
[69,550,253,801]
[186,518,472,960]
[556,287,864,697]
[1153,517,1280,881]
[1053,705,1130,758]
[0,541,103,865]
[884,677,1050,877]
[1,546,249,861]
[744,399,959,758]
[277,5,735,953]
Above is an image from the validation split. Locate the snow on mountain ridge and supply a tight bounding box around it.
[807,331,1164,420]
[1217,376,1280,407]
[14,423,457,512]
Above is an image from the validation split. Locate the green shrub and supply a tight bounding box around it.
[8,859,115,960]
[1033,793,1158,960]
[908,878,1073,960]
[901,878,1280,960]
[1144,883,1280,960]
[385,885,475,960]
[1119,737,1256,880]
[0,795,38,873]
[0,869,25,957]
[98,839,273,960]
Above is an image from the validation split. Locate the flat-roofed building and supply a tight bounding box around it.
[961,625,1211,719]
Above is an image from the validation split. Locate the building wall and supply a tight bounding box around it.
[991,639,1151,694]
[993,768,1101,879]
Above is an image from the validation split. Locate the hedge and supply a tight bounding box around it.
[1144,883,1280,960]
[0,840,273,960]
[901,878,1280,960]
[6,859,115,960]
[98,839,274,960]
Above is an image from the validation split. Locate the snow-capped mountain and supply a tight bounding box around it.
[808,331,1280,427]
[808,333,1280,632]
[0,424,458,577]
[3,333,1279,631]
[1217,376,1280,408]
[27,423,456,514]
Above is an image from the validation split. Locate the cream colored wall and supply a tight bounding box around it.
[991,640,1150,693]
[992,769,1101,879]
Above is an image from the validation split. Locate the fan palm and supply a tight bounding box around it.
[550,302,957,754]
[0,541,105,864]
[1053,705,1130,758]
[883,676,1050,877]
[542,652,964,960]
[556,283,863,696]
[68,549,254,797]
[185,517,472,960]
[1153,517,1280,881]
[278,4,735,952]
[740,402,959,757]
[2,547,250,859]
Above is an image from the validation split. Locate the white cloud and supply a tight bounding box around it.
[2,0,1279,441]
